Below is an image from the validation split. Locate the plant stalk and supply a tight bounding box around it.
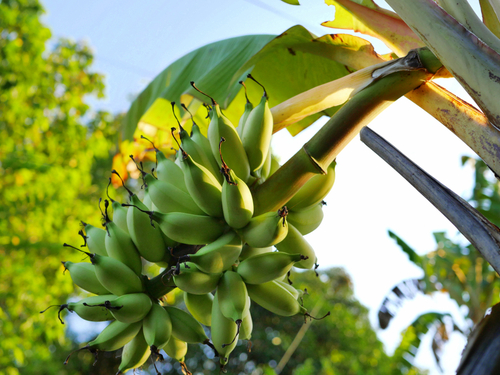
[253,50,435,214]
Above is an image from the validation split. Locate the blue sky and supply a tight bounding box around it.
[41,1,479,373]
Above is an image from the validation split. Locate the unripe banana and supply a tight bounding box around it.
[211,290,238,366]
[242,88,273,174]
[287,203,324,235]
[143,303,172,349]
[275,223,316,269]
[173,262,222,295]
[105,221,142,276]
[163,336,188,361]
[155,149,188,192]
[236,252,306,285]
[111,201,130,235]
[275,279,303,300]
[150,211,226,245]
[179,151,223,218]
[84,223,108,257]
[270,153,281,176]
[95,293,152,323]
[285,161,336,211]
[207,102,250,182]
[239,244,273,261]
[89,253,144,296]
[86,320,142,352]
[178,122,221,181]
[237,92,253,138]
[239,308,253,341]
[164,306,209,344]
[260,146,273,181]
[63,294,117,322]
[239,208,288,248]
[190,122,223,184]
[117,328,150,375]
[186,231,242,274]
[126,194,167,263]
[246,280,307,317]
[184,292,213,326]
[217,271,250,323]
[144,173,204,215]
[221,162,254,229]
[62,261,110,295]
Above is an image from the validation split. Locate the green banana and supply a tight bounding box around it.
[86,320,142,352]
[189,120,223,184]
[173,262,222,295]
[239,244,273,261]
[185,231,242,274]
[117,328,150,375]
[62,294,117,322]
[241,77,273,174]
[141,191,178,250]
[177,117,221,181]
[236,251,307,285]
[217,271,250,323]
[164,306,209,344]
[220,138,254,229]
[275,223,316,269]
[89,253,144,296]
[179,149,223,218]
[189,82,251,183]
[126,194,167,263]
[104,221,142,276]
[285,161,336,211]
[111,200,130,235]
[83,223,108,257]
[163,336,188,361]
[211,290,239,367]
[184,292,213,326]
[87,293,152,323]
[236,81,254,138]
[155,149,188,192]
[275,279,303,300]
[246,280,307,317]
[144,173,205,215]
[239,208,289,248]
[62,261,110,295]
[239,308,253,341]
[260,146,273,181]
[143,303,172,350]
[149,210,226,245]
[269,153,281,176]
[287,203,324,235]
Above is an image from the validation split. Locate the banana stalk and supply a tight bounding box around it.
[404,82,500,177]
[253,48,436,215]
[386,0,500,129]
[360,126,500,275]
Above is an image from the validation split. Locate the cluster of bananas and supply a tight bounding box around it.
[54,78,336,374]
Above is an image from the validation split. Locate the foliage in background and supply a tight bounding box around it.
[0,0,120,373]
[378,158,500,370]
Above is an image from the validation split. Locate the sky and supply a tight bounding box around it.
[41,0,481,373]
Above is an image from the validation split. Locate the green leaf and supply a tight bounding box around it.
[323,0,424,56]
[388,231,422,266]
[480,0,500,39]
[280,0,300,5]
[122,25,386,140]
[121,34,276,141]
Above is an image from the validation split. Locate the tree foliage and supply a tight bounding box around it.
[0,0,120,373]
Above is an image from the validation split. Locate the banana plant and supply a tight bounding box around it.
[116,0,500,370]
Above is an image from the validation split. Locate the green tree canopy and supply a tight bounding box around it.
[0,0,120,373]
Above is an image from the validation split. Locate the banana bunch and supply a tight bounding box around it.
[54,78,335,374]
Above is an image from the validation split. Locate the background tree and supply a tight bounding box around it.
[0,0,120,373]
[378,158,500,371]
